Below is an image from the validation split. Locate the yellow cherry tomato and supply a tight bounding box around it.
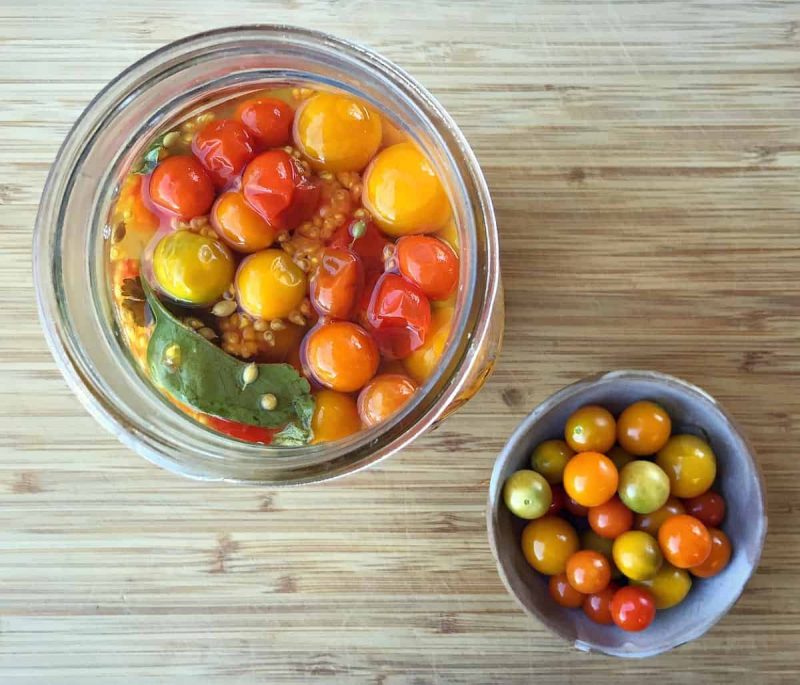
[212,191,275,253]
[363,142,451,236]
[311,390,362,444]
[632,562,692,609]
[503,470,552,520]
[520,516,579,575]
[403,306,453,383]
[656,434,717,498]
[235,249,306,320]
[530,439,575,484]
[153,230,234,305]
[293,92,382,172]
[612,530,663,581]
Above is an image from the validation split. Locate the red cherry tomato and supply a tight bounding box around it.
[242,150,320,230]
[366,273,431,359]
[235,97,294,148]
[356,271,381,327]
[610,586,656,632]
[549,572,584,609]
[328,218,389,276]
[683,491,726,528]
[205,416,274,444]
[310,248,364,319]
[548,484,567,515]
[582,583,619,625]
[396,235,459,300]
[192,119,256,188]
[588,496,634,540]
[149,155,215,219]
[565,495,589,517]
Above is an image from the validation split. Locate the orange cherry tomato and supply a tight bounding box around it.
[303,321,379,392]
[212,190,276,253]
[564,405,616,453]
[310,248,364,320]
[610,586,656,632]
[658,514,712,569]
[588,496,633,539]
[684,491,726,528]
[205,416,274,444]
[192,119,256,189]
[114,175,158,234]
[634,496,686,536]
[520,516,579,575]
[617,400,672,456]
[149,155,215,219]
[563,451,619,507]
[582,583,619,625]
[366,273,431,360]
[242,150,320,231]
[566,550,611,594]
[396,235,459,301]
[689,527,731,578]
[357,373,418,428]
[235,97,294,148]
[549,572,585,609]
[328,218,390,277]
[311,389,362,444]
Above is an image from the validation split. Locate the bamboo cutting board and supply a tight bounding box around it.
[1,1,799,682]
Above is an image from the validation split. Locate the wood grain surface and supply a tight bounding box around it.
[1,1,799,682]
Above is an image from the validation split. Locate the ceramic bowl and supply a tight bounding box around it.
[486,369,767,658]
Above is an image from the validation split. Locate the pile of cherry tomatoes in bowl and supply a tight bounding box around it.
[502,400,731,632]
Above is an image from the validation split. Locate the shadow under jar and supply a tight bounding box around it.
[34,26,503,485]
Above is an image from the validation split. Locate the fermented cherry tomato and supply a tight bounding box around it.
[303,321,379,392]
[610,586,656,632]
[114,175,158,234]
[563,451,618,507]
[530,439,574,484]
[612,530,663,581]
[366,273,431,359]
[192,119,256,188]
[236,97,294,148]
[564,405,616,453]
[616,400,672,456]
[310,248,364,319]
[566,550,611,594]
[632,562,692,609]
[403,306,453,383]
[684,491,726,528]
[328,218,390,276]
[311,389,362,444]
[658,514,712,569]
[520,516,579,575]
[242,150,320,231]
[565,494,589,517]
[236,249,306,320]
[588,496,633,539]
[257,323,304,365]
[212,191,275,253]
[582,583,619,625]
[396,235,459,301]
[634,497,686,536]
[689,527,731,578]
[149,155,215,219]
[549,572,584,609]
[357,373,418,429]
[618,460,670,514]
[656,434,717,498]
[548,484,566,515]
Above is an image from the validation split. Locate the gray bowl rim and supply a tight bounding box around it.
[485,368,768,658]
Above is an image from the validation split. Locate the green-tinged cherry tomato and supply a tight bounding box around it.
[632,562,692,609]
[616,400,672,456]
[549,572,585,609]
[563,451,618,507]
[634,497,686,536]
[149,155,215,219]
[618,460,671,514]
[689,527,731,578]
[502,470,553,520]
[192,119,256,189]
[548,484,566,515]
[566,550,611,594]
[530,439,575,484]
[610,586,656,632]
[658,514,712,569]
[656,434,717,498]
[396,235,459,301]
[588,496,633,539]
[310,248,364,319]
[520,516,579,575]
[357,373,418,428]
[582,583,619,625]
[153,230,234,305]
[684,491,726,528]
[608,445,634,471]
[564,405,616,453]
[236,97,294,148]
[613,530,663,581]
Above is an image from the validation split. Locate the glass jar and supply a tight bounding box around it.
[34,26,503,485]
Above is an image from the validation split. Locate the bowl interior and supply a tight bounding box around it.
[487,371,766,658]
